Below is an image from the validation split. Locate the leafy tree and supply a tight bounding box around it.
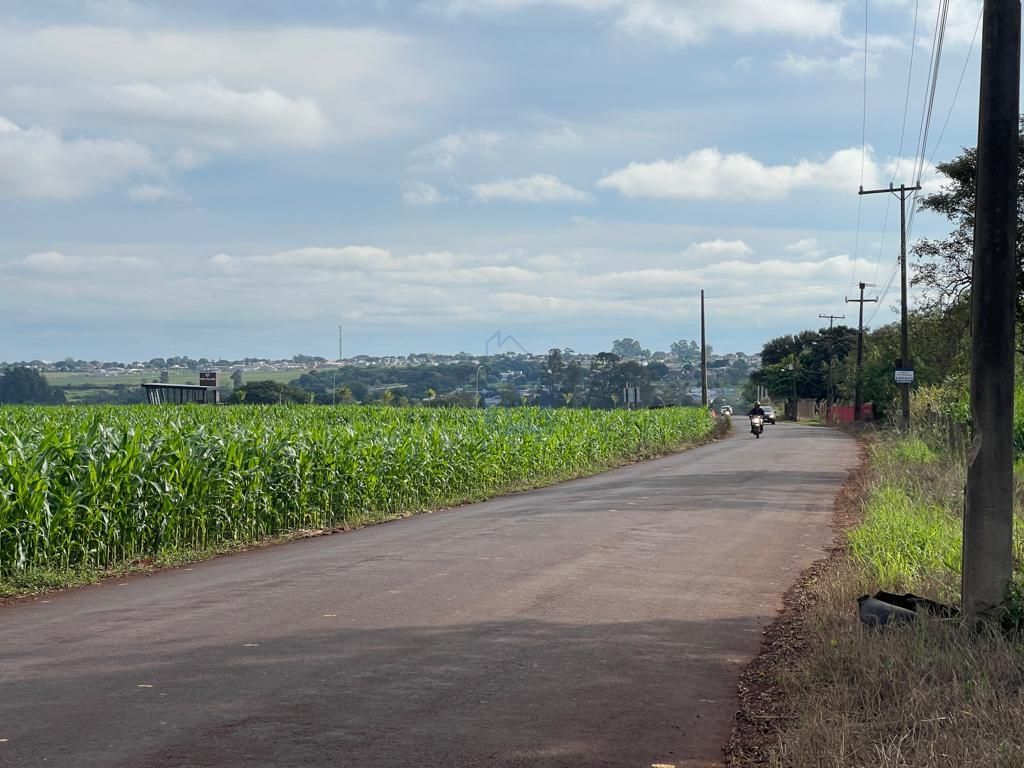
[0,367,65,404]
[611,338,645,359]
[670,339,701,364]
[912,122,1024,342]
[543,348,565,388]
[231,369,243,389]
[228,380,310,405]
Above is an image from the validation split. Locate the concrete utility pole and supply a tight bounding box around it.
[338,324,343,363]
[963,0,1020,621]
[700,290,708,408]
[819,313,845,421]
[846,283,877,421]
[859,182,921,431]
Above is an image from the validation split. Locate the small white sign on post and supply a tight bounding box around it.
[895,368,915,384]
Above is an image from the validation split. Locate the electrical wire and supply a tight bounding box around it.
[867,260,900,326]
[851,0,870,288]
[871,193,893,286]
[928,6,983,166]
[906,0,951,239]
[890,0,921,185]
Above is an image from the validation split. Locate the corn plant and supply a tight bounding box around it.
[0,405,713,576]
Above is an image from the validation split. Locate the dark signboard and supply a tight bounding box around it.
[199,371,219,388]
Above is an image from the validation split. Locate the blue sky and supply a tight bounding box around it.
[0,0,990,361]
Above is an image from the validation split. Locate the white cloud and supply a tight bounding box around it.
[439,0,842,44]
[100,81,333,150]
[471,174,591,203]
[598,146,938,201]
[5,251,152,274]
[682,239,754,262]
[403,182,450,206]
[0,25,446,152]
[410,130,504,170]
[1,239,874,356]
[0,116,157,200]
[784,237,826,258]
[615,0,841,44]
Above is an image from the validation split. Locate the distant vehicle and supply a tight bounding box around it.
[720,405,733,416]
[762,405,776,425]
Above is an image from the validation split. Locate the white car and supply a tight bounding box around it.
[762,405,776,424]
[720,405,733,416]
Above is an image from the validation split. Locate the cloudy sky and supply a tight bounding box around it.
[0,0,989,361]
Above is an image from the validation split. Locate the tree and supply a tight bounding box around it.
[543,348,565,388]
[159,369,170,384]
[912,122,1024,341]
[0,367,65,404]
[611,338,644,359]
[670,339,700,364]
[231,369,243,389]
[227,380,310,404]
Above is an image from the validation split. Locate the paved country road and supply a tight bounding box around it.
[1,423,857,768]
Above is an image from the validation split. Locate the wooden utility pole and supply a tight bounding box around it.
[859,183,921,430]
[819,313,845,421]
[846,283,877,421]
[700,290,708,408]
[963,0,1020,620]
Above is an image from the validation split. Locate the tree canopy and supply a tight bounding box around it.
[912,121,1024,339]
[0,367,65,405]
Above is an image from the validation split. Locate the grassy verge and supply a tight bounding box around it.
[729,433,1024,767]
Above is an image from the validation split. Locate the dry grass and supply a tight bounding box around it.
[729,435,1024,767]
[764,563,1024,767]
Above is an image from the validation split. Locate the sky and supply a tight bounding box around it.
[0,0,993,361]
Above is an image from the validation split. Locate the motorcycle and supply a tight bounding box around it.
[750,414,764,438]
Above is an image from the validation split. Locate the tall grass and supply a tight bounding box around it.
[733,434,1024,767]
[848,485,962,594]
[0,405,713,578]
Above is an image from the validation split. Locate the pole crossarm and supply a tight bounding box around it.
[858,183,923,196]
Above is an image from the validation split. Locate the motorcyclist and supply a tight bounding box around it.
[749,401,765,417]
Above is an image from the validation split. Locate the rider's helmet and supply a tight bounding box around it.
[754,401,761,407]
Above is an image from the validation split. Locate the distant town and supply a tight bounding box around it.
[0,341,761,409]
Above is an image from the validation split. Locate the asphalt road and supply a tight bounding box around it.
[0,422,857,768]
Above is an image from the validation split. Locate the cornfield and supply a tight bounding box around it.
[0,405,713,576]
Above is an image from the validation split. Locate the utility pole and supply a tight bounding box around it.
[846,283,877,421]
[963,0,1020,621]
[338,324,343,363]
[859,182,921,431]
[819,313,845,422]
[700,289,708,408]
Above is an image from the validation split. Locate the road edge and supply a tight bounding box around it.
[723,439,869,766]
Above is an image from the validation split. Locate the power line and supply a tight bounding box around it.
[871,193,893,286]
[891,0,922,185]
[851,0,871,287]
[866,259,900,326]
[929,6,983,165]
[907,0,951,240]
